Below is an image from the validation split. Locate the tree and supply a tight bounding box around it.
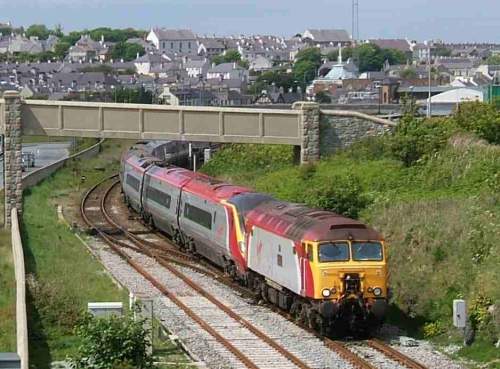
[111,42,145,61]
[326,47,353,62]
[70,312,154,369]
[485,55,500,65]
[400,67,417,79]
[432,46,452,57]
[293,47,322,87]
[315,91,332,103]
[54,41,71,59]
[212,49,242,65]
[25,24,50,40]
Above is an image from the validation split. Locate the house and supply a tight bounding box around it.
[301,29,351,47]
[248,55,273,72]
[185,59,210,78]
[68,35,109,62]
[435,58,479,78]
[413,43,431,62]
[126,38,156,53]
[206,62,248,82]
[134,53,171,75]
[369,39,412,60]
[146,28,197,55]
[197,38,225,58]
[8,34,44,54]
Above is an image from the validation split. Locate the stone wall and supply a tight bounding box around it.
[3,91,23,226]
[319,110,396,157]
[292,101,320,164]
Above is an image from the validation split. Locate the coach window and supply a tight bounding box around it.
[184,203,212,230]
[126,175,140,192]
[147,187,171,208]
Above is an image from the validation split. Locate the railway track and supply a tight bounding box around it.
[80,175,429,369]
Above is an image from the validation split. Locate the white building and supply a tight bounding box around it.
[428,88,483,104]
[146,28,197,55]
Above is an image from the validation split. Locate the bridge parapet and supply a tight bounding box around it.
[21,100,302,145]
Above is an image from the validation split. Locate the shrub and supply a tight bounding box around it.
[303,174,368,218]
[70,311,153,369]
[453,102,500,145]
[423,321,444,338]
[389,116,454,166]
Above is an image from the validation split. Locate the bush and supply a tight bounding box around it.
[389,116,454,166]
[70,311,153,369]
[453,102,500,145]
[303,174,368,218]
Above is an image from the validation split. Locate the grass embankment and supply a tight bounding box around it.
[22,140,133,368]
[0,229,16,352]
[202,105,500,368]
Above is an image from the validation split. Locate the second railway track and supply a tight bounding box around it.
[80,175,429,369]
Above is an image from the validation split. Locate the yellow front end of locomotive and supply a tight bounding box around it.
[305,240,388,302]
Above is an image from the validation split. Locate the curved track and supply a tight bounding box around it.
[80,175,429,369]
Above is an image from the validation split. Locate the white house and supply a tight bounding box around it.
[134,53,171,75]
[206,62,248,82]
[248,55,273,72]
[185,59,210,78]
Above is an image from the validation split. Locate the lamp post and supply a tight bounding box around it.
[427,43,432,118]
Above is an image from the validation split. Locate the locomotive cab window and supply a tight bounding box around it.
[184,203,212,230]
[352,242,383,261]
[318,242,349,262]
[126,174,140,192]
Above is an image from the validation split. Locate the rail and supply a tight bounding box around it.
[11,208,28,369]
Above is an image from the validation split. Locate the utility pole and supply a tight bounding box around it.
[427,42,432,118]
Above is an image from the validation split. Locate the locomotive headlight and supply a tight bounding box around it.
[322,288,331,298]
[373,287,382,296]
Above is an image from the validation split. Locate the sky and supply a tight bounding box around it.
[1,0,499,43]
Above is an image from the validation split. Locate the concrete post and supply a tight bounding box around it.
[292,101,320,164]
[3,91,23,227]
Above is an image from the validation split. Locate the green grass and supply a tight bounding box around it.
[22,140,135,368]
[0,229,16,352]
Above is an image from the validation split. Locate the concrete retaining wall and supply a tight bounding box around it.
[320,109,396,156]
[11,208,28,369]
[22,139,104,189]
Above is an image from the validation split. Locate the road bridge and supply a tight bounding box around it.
[0,91,396,226]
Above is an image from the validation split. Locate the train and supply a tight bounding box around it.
[120,143,388,336]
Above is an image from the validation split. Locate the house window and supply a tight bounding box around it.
[146,187,171,208]
[188,42,191,49]
[162,42,165,49]
[126,174,140,192]
[171,42,174,49]
[180,42,183,50]
[184,203,212,230]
